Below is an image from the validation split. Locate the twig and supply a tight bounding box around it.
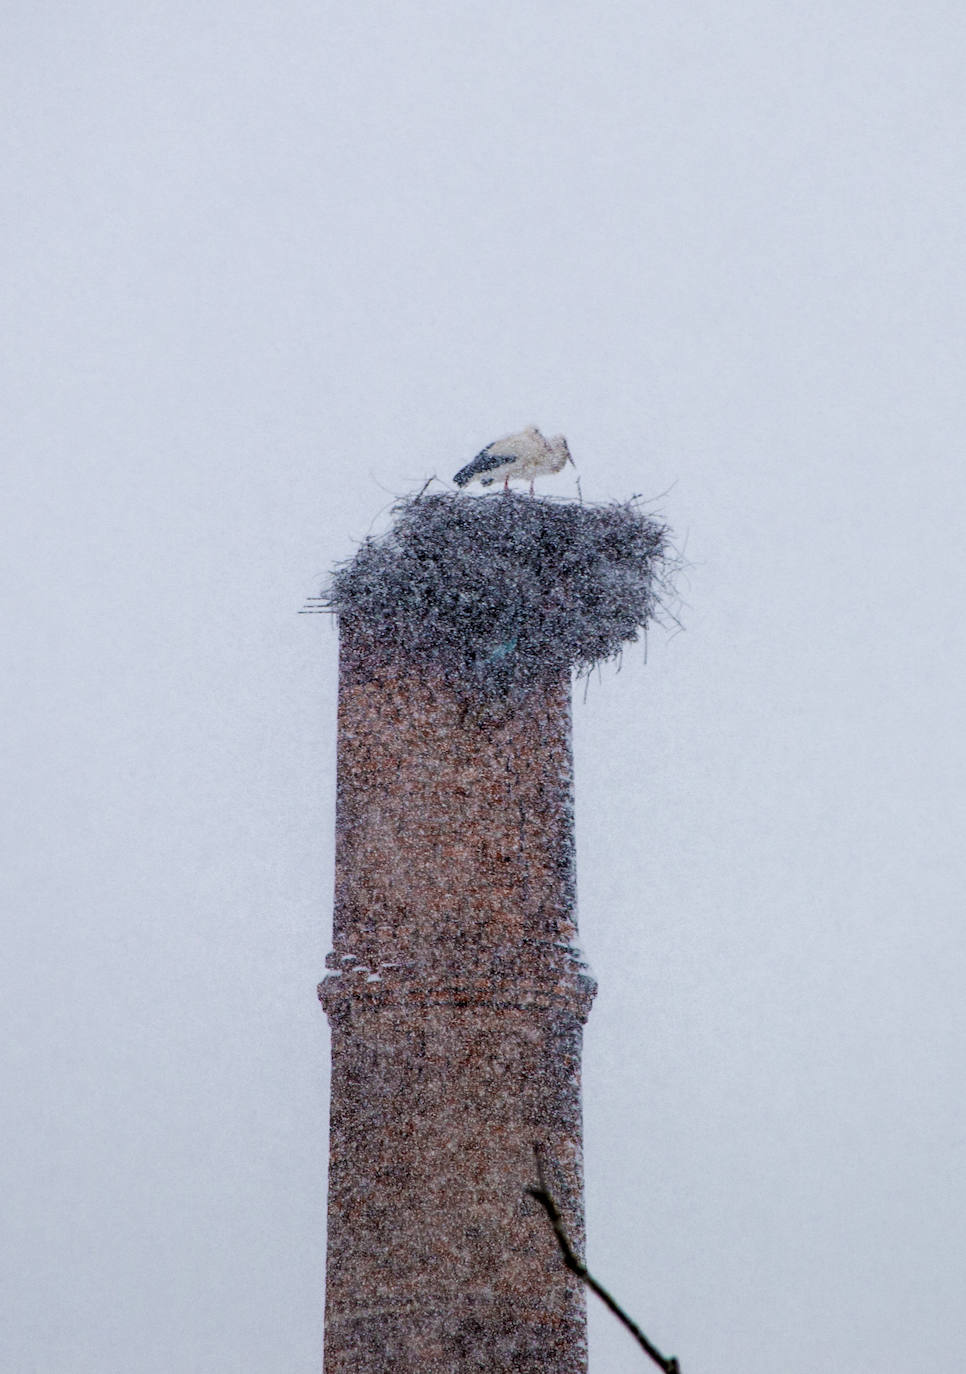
[527,1148,680,1374]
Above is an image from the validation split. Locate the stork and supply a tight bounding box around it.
[453,426,574,494]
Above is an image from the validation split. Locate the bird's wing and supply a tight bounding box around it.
[452,447,517,486]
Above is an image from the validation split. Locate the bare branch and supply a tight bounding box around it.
[527,1148,680,1374]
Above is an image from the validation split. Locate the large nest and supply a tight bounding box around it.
[321,492,673,694]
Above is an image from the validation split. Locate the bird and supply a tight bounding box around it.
[453,426,574,494]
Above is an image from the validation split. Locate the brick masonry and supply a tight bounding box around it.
[319,628,596,1371]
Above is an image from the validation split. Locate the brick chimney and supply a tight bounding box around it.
[315,491,668,1371]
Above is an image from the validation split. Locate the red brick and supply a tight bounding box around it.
[320,630,595,1371]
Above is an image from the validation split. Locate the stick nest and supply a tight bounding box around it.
[322,492,674,694]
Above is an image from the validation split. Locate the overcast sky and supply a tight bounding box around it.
[3,3,965,1371]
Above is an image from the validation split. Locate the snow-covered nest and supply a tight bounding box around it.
[323,491,673,694]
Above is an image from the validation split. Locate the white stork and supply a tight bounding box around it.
[453,426,574,494]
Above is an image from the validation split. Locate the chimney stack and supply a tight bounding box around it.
[316,491,668,1371]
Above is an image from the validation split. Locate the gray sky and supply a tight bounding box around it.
[3,2,964,1370]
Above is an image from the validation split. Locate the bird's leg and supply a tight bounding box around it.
[504,476,510,491]
[529,479,535,496]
